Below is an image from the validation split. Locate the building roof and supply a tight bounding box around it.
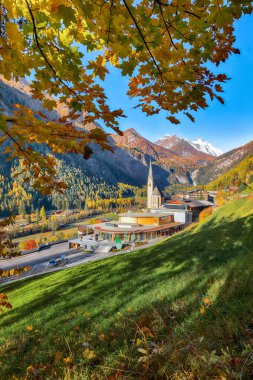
[91,221,182,234]
[167,199,214,208]
[162,204,187,211]
[68,238,99,245]
[196,200,215,206]
[185,199,214,208]
[188,188,204,193]
[119,211,170,218]
[153,186,161,196]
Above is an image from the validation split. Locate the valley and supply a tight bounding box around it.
[1,196,252,379]
[1,78,253,219]
[1,4,253,380]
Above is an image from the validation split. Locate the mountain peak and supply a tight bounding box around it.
[189,138,223,157]
[125,128,140,136]
[155,134,217,161]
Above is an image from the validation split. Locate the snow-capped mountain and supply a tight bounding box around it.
[155,135,223,158]
[189,138,223,157]
[155,135,216,161]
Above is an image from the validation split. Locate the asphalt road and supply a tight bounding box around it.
[0,242,80,270]
[0,237,166,283]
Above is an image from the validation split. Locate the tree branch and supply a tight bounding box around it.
[123,0,164,80]
[106,0,114,46]
[123,0,184,86]
[24,0,85,107]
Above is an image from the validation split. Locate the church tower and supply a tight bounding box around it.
[147,160,154,209]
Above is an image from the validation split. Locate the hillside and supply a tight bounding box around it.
[1,78,253,215]
[111,128,197,185]
[112,128,180,161]
[1,197,253,379]
[194,139,253,185]
[0,79,200,217]
[208,154,253,190]
[0,78,149,187]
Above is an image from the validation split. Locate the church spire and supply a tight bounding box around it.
[148,158,153,179]
[147,159,154,209]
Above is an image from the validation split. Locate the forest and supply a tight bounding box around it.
[207,154,253,190]
[0,156,145,217]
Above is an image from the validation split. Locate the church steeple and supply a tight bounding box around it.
[148,158,153,179]
[147,159,154,209]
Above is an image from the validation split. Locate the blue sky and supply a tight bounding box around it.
[102,15,253,153]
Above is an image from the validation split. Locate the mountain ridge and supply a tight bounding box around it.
[1,78,252,196]
[155,134,217,161]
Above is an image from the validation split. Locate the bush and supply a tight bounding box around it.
[199,207,213,221]
[22,239,37,251]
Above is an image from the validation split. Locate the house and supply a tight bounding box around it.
[159,204,193,224]
[166,199,214,221]
[68,237,99,251]
[175,189,214,202]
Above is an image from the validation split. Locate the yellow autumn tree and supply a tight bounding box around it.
[0,0,252,192]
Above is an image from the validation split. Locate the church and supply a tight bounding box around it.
[147,160,162,209]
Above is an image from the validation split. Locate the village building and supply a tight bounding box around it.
[175,189,215,202]
[88,211,183,243]
[69,161,212,251]
[166,199,214,221]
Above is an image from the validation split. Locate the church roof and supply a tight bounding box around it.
[153,186,161,196]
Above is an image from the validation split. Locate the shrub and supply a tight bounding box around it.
[23,240,37,251]
[199,207,213,221]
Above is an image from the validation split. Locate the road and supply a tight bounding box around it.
[0,237,167,283]
[0,242,77,270]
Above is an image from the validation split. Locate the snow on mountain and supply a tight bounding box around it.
[189,138,223,157]
[154,135,215,161]
[155,134,223,158]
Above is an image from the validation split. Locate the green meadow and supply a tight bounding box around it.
[0,197,253,379]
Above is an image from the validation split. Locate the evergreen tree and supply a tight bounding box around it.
[18,201,26,218]
[35,208,40,224]
[26,213,31,224]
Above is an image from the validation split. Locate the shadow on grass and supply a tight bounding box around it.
[0,213,252,378]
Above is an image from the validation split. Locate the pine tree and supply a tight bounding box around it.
[18,201,26,218]
[35,208,40,224]
[26,213,31,224]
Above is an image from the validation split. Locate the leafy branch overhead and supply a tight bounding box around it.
[0,0,252,191]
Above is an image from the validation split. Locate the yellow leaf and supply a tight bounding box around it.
[63,356,72,364]
[82,348,95,360]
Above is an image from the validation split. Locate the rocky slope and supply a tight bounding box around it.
[1,78,252,191]
[194,139,253,184]
[0,79,193,189]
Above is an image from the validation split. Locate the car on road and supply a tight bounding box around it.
[48,257,69,267]
[48,258,57,267]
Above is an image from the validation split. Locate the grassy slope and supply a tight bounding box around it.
[0,197,253,379]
